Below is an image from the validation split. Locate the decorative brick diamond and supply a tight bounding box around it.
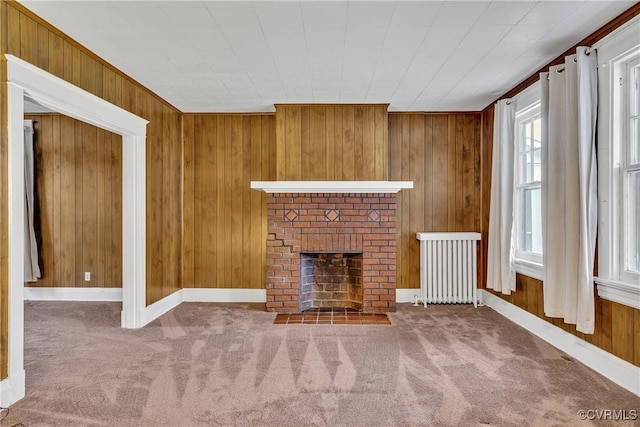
[325,209,340,222]
[367,209,380,222]
[285,209,298,222]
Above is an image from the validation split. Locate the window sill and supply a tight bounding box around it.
[513,259,544,281]
[594,277,640,310]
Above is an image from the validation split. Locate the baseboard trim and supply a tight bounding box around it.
[396,288,420,303]
[24,287,123,302]
[139,289,182,327]
[480,289,640,397]
[25,287,421,324]
[139,288,267,327]
[182,288,266,302]
[0,369,25,408]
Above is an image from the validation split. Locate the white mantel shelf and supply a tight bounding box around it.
[250,181,413,194]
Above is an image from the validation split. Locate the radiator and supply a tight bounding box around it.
[416,232,481,307]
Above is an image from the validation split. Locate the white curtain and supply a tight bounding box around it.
[540,47,597,334]
[487,99,516,295]
[24,120,41,282]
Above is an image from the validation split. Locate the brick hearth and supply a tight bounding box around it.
[266,193,397,313]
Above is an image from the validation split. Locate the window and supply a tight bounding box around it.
[621,55,640,281]
[515,106,542,261]
[594,15,640,310]
[512,82,543,279]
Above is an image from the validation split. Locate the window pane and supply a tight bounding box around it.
[634,66,640,116]
[627,170,640,273]
[533,148,542,181]
[525,122,532,150]
[632,118,640,165]
[525,152,532,182]
[524,187,542,254]
[533,118,542,148]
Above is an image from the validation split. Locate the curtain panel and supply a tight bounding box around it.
[540,47,598,334]
[487,99,516,295]
[24,120,41,282]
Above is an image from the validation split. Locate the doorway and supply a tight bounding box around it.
[4,54,148,406]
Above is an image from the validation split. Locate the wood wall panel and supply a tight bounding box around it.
[488,276,640,367]
[182,114,275,289]
[389,113,482,289]
[25,115,122,288]
[275,104,388,181]
[1,1,183,311]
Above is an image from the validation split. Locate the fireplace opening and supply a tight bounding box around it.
[300,253,363,312]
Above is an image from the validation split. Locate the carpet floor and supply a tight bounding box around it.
[2,301,638,426]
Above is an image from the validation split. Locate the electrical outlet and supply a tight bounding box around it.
[84,272,91,282]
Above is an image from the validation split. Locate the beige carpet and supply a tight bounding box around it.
[3,301,638,426]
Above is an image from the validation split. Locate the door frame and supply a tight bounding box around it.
[2,54,148,406]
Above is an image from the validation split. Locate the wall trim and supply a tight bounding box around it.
[5,54,148,407]
[6,53,148,331]
[182,288,266,303]
[595,278,640,310]
[140,288,268,327]
[19,287,463,306]
[20,287,268,329]
[24,287,123,302]
[396,288,420,303]
[479,289,640,397]
[139,290,183,328]
[0,370,25,408]
[513,259,544,281]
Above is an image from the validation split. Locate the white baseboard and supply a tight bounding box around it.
[396,288,420,303]
[139,289,183,328]
[182,288,266,302]
[24,287,123,302]
[480,289,640,397]
[0,369,25,408]
[25,287,422,323]
[139,288,267,327]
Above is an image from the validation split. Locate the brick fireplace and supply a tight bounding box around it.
[266,193,396,312]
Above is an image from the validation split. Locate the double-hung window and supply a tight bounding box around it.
[512,84,543,279]
[621,55,640,281]
[594,16,640,309]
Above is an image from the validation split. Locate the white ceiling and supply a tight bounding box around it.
[18,1,636,112]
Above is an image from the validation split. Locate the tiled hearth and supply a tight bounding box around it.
[273,308,391,325]
[265,192,398,313]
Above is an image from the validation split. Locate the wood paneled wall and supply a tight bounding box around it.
[389,113,482,289]
[488,276,640,367]
[275,104,388,181]
[25,115,122,288]
[182,114,276,288]
[1,2,182,308]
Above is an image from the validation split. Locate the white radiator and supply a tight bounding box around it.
[416,232,481,307]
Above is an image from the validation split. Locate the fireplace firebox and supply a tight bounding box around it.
[300,252,363,311]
